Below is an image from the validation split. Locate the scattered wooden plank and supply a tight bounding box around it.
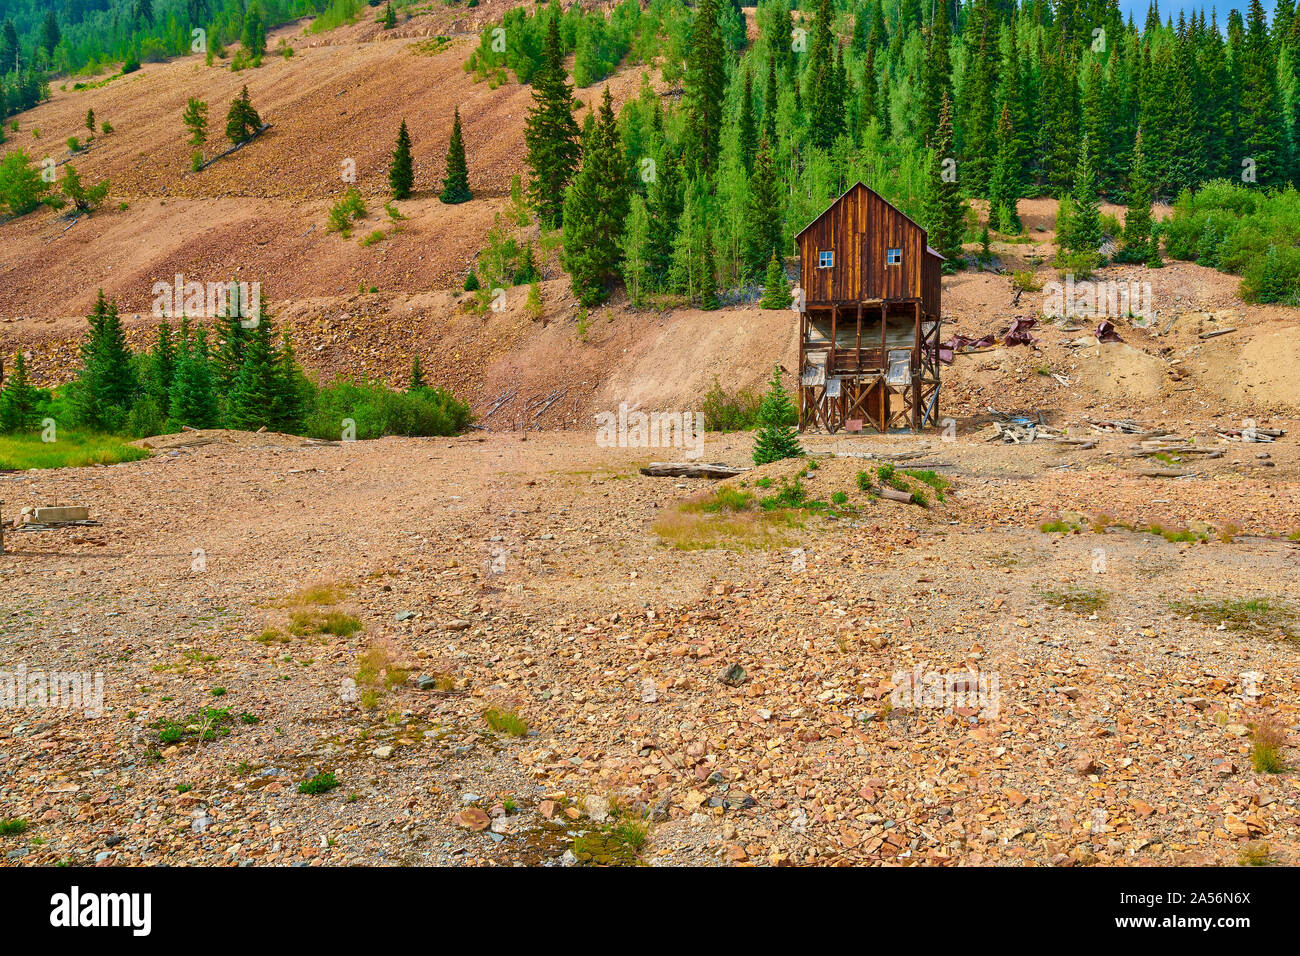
[1199,327,1236,340]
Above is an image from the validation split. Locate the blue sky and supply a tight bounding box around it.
[1115,0,1278,22]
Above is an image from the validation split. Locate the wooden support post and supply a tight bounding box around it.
[912,302,922,432]
[829,304,837,376]
[798,309,806,430]
[855,301,862,371]
[0,499,5,556]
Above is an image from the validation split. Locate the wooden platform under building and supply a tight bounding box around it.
[793,182,943,434]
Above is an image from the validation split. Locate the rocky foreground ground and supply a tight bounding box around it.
[1,424,1298,866]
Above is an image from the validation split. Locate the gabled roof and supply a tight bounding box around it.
[793,180,939,257]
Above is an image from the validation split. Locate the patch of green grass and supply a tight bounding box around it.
[1238,841,1274,866]
[1039,520,1083,534]
[360,228,386,247]
[288,610,362,637]
[1038,587,1110,615]
[684,486,754,514]
[153,706,235,745]
[483,707,528,736]
[570,809,650,866]
[901,468,949,502]
[0,432,149,470]
[297,771,339,795]
[0,819,29,836]
[1250,720,1287,773]
[1142,523,1207,543]
[1170,598,1296,638]
[271,583,350,608]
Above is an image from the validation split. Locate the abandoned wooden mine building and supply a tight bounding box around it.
[794,182,943,433]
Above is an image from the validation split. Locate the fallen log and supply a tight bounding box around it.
[195,124,272,171]
[640,462,748,479]
[877,486,920,504]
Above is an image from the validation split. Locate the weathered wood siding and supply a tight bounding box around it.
[922,249,942,317]
[797,184,926,305]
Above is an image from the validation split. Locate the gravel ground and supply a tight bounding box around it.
[2,426,1297,867]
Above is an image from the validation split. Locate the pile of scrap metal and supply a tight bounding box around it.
[1095,320,1123,342]
[1001,317,1038,346]
[938,317,1038,361]
[937,333,996,364]
[1216,425,1287,443]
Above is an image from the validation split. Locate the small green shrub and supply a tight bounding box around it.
[298,771,340,794]
[484,707,528,736]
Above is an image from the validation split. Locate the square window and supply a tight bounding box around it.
[886,248,902,265]
[818,251,834,269]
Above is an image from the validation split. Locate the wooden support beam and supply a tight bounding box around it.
[830,303,837,374]
[855,301,862,371]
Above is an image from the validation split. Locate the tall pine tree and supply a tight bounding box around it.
[389,119,414,200]
[523,11,580,227]
[562,88,631,305]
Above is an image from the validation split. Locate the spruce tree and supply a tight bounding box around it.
[763,53,779,142]
[1119,131,1154,262]
[738,70,757,175]
[860,45,877,135]
[523,10,580,228]
[1066,136,1103,255]
[169,328,220,429]
[148,319,176,407]
[961,0,997,188]
[1237,0,1284,186]
[73,290,136,430]
[227,318,281,431]
[389,119,414,200]
[760,254,792,309]
[645,148,683,285]
[409,354,426,391]
[382,2,396,29]
[684,0,726,170]
[272,331,307,433]
[561,88,630,305]
[182,97,208,147]
[241,0,265,59]
[213,287,251,400]
[922,92,965,265]
[919,0,953,149]
[752,365,802,465]
[0,351,39,433]
[988,102,1021,233]
[225,86,261,145]
[440,108,472,204]
[699,225,719,310]
[742,134,783,280]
